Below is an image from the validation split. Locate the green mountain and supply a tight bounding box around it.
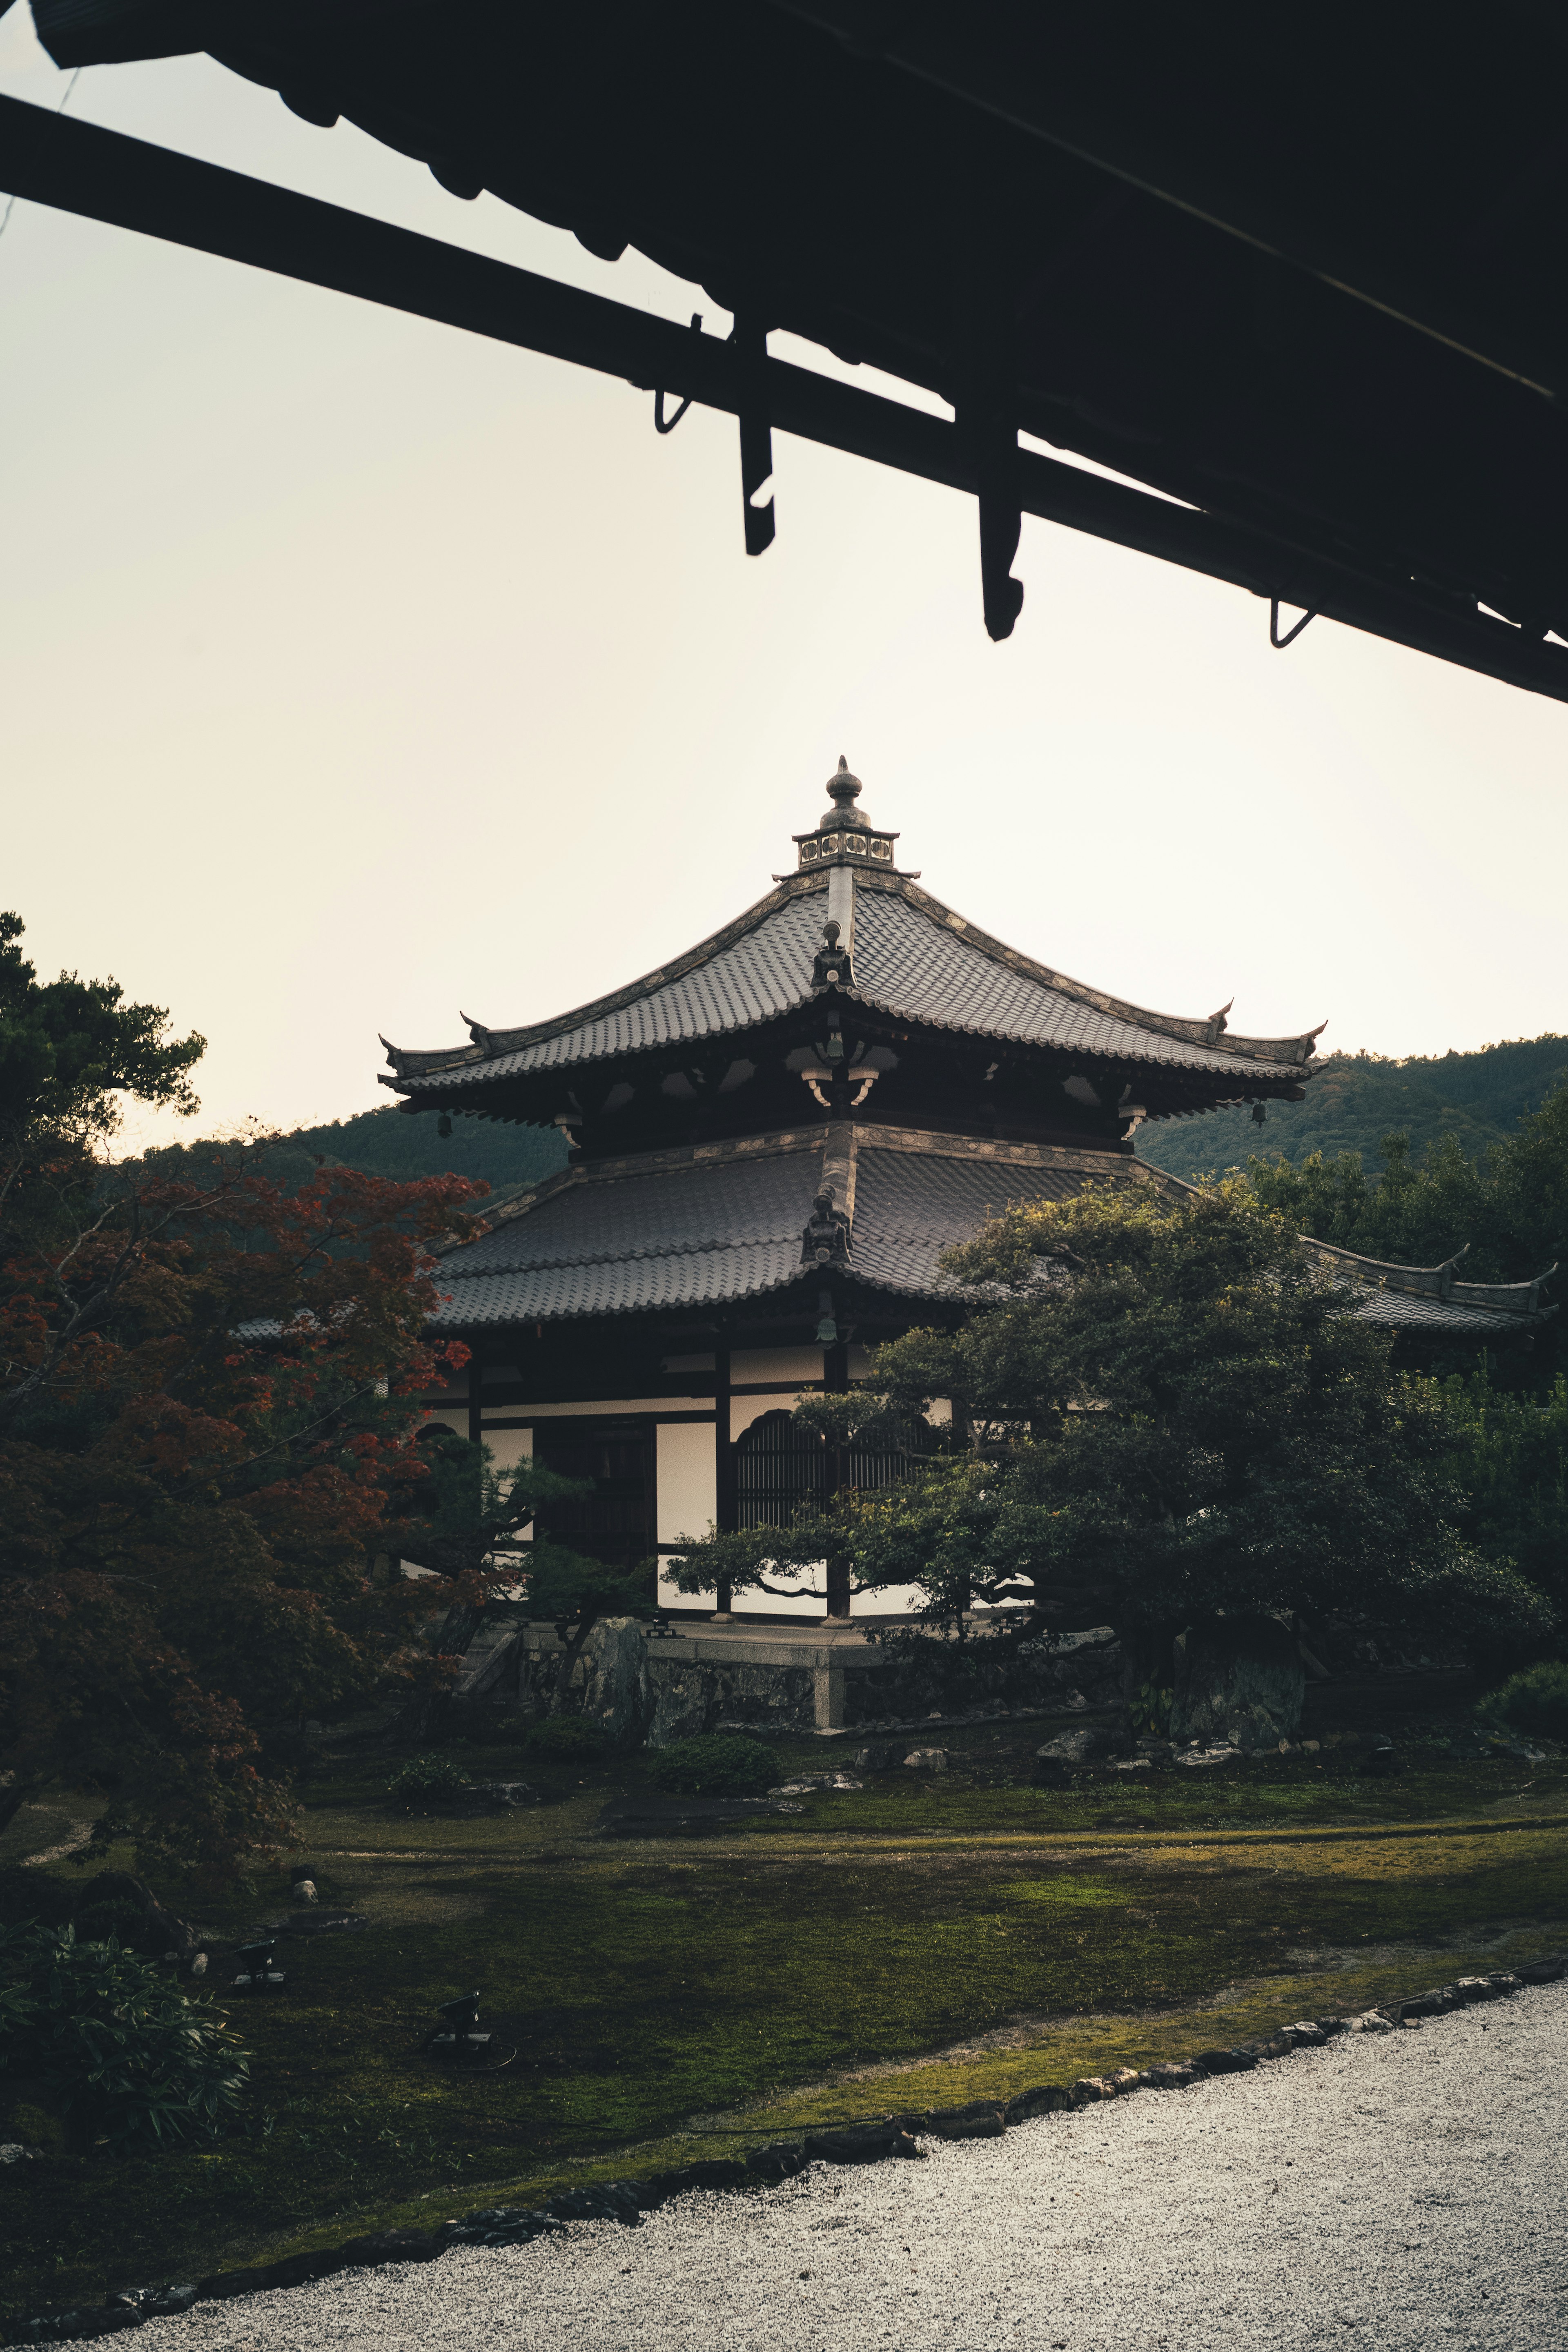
[1138,1035,1568,1183]
[149,1105,568,1199]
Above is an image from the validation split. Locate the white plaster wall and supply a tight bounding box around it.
[657,1421,716,1546]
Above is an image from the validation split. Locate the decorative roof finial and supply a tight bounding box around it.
[826,755,863,822]
[789,755,904,878]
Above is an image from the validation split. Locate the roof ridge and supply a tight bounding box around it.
[382,873,827,1079]
[856,871,1325,1067]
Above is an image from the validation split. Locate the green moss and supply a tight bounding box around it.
[3,1737,1565,2320]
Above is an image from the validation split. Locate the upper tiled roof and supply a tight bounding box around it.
[382,872,1321,1096]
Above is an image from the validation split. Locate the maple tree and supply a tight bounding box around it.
[0,913,503,1889]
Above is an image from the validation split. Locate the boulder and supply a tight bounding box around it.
[1191,2046,1258,2074]
[1036,1727,1120,1765]
[575,1617,651,1744]
[924,2100,1007,2139]
[1007,2083,1072,2120]
[1169,1619,1305,1751]
[1140,2062,1203,2090]
[902,1747,948,1773]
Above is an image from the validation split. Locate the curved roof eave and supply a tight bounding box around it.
[380,870,1325,1096]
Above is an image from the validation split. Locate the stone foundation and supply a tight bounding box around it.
[446,1611,1128,1743]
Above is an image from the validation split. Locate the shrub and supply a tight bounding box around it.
[387,1754,472,1806]
[1475,1660,1568,1742]
[520,1715,611,1762]
[644,1734,776,1797]
[0,1923,249,2151]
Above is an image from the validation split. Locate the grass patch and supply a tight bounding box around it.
[3,1730,1565,2318]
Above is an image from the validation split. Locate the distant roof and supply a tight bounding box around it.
[1299,1236,1558,1335]
[383,777,1323,1107]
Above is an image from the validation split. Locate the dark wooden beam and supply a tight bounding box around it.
[4,95,1567,702]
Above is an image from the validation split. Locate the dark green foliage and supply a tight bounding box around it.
[145,1105,566,1203]
[70,1899,156,1954]
[521,1716,611,1761]
[644,1735,777,1796]
[0,1922,248,2150]
[677,1183,1551,1651]
[1476,1660,1568,1741]
[1140,1036,1568,1182]
[387,1755,472,1805]
[401,1436,654,1703]
[1440,1367,1568,1638]
[0,910,203,1143]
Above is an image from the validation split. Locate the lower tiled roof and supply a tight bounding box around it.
[849,1144,1137,1296]
[423,1120,1555,1337]
[429,1136,828,1329]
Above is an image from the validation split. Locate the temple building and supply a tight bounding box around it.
[380,760,1553,1619]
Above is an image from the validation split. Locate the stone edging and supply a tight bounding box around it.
[9,1958,1561,2344]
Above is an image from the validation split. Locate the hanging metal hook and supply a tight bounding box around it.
[654,314,703,433]
[1270,597,1316,649]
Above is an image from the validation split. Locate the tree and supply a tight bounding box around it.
[669,1182,1550,1653]
[401,1433,655,1707]
[1246,1079,1568,1310]
[0,913,514,1888]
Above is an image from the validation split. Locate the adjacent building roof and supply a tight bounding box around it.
[1299,1237,1558,1335]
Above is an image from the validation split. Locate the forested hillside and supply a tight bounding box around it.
[145,1105,567,1199]
[1139,1034,1568,1182]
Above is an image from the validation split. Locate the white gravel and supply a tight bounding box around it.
[129,1984,1567,2352]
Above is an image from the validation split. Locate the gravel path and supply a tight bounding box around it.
[131,1984,1567,2352]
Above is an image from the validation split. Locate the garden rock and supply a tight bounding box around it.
[804,2125,922,2164]
[576,1617,652,1744]
[853,1743,902,1771]
[1169,1618,1305,1750]
[1007,2083,1071,2119]
[1140,2062,1203,2089]
[745,2142,811,2183]
[1036,1728,1119,1765]
[903,1748,948,1772]
[1192,2046,1258,2073]
[767,1773,862,1795]
[924,2100,1007,2139]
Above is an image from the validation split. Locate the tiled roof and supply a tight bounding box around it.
[423,1122,1554,1337]
[381,872,1321,1095]
[1345,1288,1549,1333]
[386,888,827,1088]
[846,886,1316,1074]
[428,1137,828,1329]
[848,1143,1138,1296]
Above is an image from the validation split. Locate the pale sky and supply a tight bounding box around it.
[4,17,1567,1153]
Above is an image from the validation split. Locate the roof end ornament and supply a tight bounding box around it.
[802,1185,852,1270]
[813,915,854,991]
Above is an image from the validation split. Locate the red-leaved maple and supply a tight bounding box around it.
[0,1138,499,1889]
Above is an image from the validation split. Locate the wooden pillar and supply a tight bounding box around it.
[824,1334,851,1621]
[466,1340,484,1448]
[713,1330,735,1619]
